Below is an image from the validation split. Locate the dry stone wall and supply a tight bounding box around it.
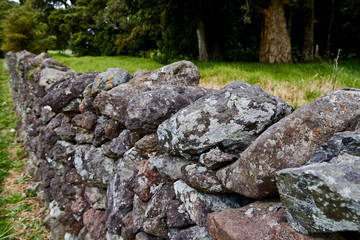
[5,50,360,240]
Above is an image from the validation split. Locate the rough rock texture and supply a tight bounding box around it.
[174,180,241,226]
[206,201,339,240]
[149,154,190,181]
[74,145,114,187]
[158,81,293,158]
[91,68,132,94]
[199,147,238,170]
[308,130,360,164]
[83,208,106,240]
[166,200,194,228]
[172,226,212,240]
[218,89,360,199]
[276,153,360,234]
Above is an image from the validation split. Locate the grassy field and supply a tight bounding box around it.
[50,53,360,108]
[0,59,47,240]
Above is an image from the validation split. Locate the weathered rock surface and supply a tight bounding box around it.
[218,89,360,199]
[84,186,107,210]
[308,130,360,164]
[74,145,114,187]
[199,147,238,170]
[158,81,293,158]
[108,130,133,158]
[92,68,132,94]
[206,201,339,240]
[149,154,190,181]
[125,85,211,134]
[276,153,360,234]
[171,226,212,240]
[72,112,98,130]
[166,200,194,228]
[174,180,241,226]
[83,208,106,240]
[181,163,226,193]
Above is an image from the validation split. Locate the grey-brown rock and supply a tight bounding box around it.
[129,60,200,87]
[125,85,211,135]
[134,133,160,157]
[55,123,76,142]
[166,200,194,228]
[92,68,132,94]
[38,58,76,89]
[75,128,94,144]
[108,130,133,158]
[308,130,360,165]
[135,232,162,240]
[181,163,226,193]
[121,211,136,240]
[171,226,212,240]
[83,208,106,240]
[71,197,90,221]
[133,195,148,233]
[174,180,241,226]
[145,183,176,219]
[206,201,337,240]
[143,213,168,239]
[199,147,238,170]
[74,145,114,187]
[72,112,98,130]
[158,81,293,158]
[217,89,360,199]
[92,122,109,147]
[84,186,107,210]
[106,160,135,235]
[104,120,123,139]
[149,154,190,181]
[276,153,360,234]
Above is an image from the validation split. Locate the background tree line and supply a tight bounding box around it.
[0,0,359,63]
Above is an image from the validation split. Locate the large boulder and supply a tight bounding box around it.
[276,153,360,234]
[158,81,293,158]
[38,58,76,89]
[217,89,360,199]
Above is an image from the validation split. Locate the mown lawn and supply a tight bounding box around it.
[50,53,360,108]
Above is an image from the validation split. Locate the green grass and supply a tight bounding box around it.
[49,52,360,107]
[0,59,46,240]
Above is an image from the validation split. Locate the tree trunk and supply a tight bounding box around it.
[302,0,315,62]
[326,0,335,59]
[260,0,292,63]
[196,20,209,61]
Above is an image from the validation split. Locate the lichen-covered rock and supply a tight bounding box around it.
[108,130,134,158]
[92,68,132,94]
[125,160,162,201]
[72,112,98,130]
[106,160,135,235]
[174,180,241,226]
[84,186,107,210]
[158,81,293,158]
[181,163,226,194]
[308,130,360,164]
[42,72,98,112]
[55,123,76,142]
[134,133,160,157]
[38,58,76,89]
[130,60,200,87]
[92,122,109,147]
[143,213,168,239]
[171,226,212,240]
[206,201,337,240]
[166,200,194,228]
[133,195,148,233]
[276,153,360,234]
[199,147,238,170]
[217,89,360,199]
[120,211,136,240]
[75,128,94,144]
[71,197,90,221]
[74,145,114,187]
[135,232,162,240]
[149,154,190,181]
[83,208,107,240]
[125,85,211,135]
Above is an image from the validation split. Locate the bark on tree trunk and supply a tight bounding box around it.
[197,20,209,62]
[302,0,315,62]
[260,0,292,63]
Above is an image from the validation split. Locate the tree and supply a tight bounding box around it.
[0,2,55,54]
[301,0,314,62]
[0,0,17,57]
[259,0,293,63]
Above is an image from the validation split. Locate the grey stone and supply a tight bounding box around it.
[166,200,194,228]
[143,213,168,239]
[125,85,211,135]
[308,130,360,164]
[149,154,190,181]
[181,163,227,194]
[92,68,132,94]
[106,160,135,235]
[129,60,200,87]
[55,123,76,142]
[84,186,107,210]
[173,180,241,226]
[64,233,79,240]
[108,130,133,158]
[25,182,42,197]
[63,98,81,113]
[75,128,94,144]
[133,195,148,233]
[199,147,238,170]
[158,81,293,158]
[72,112,98,130]
[276,153,360,234]
[83,208,107,240]
[217,89,360,199]
[171,226,212,240]
[39,64,76,90]
[74,145,114,187]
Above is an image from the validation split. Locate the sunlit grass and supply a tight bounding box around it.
[49,52,360,107]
